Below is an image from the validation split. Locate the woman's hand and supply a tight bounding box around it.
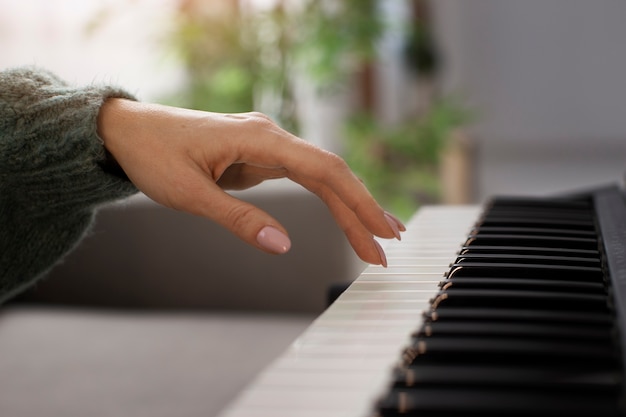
[97,99,405,266]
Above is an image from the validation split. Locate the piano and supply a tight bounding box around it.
[217,184,626,417]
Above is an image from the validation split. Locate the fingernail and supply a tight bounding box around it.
[373,239,387,267]
[385,211,406,232]
[256,226,291,254]
[384,212,402,240]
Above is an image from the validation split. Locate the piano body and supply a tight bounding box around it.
[218,184,626,417]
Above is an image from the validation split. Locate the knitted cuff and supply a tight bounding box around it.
[0,66,140,303]
[0,66,139,217]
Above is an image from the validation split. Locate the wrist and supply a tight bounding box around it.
[97,98,135,180]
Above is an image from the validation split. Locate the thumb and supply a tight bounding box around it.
[202,190,292,255]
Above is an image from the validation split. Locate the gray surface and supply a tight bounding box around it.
[0,306,312,417]
[1,181,360,417]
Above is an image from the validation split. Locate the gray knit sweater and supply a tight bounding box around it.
[0,66,138,304]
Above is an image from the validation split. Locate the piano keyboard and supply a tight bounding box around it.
[218,186,626,417]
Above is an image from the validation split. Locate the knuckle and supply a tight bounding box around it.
[223,203,258,233]
[319,150,350,180]
[247,113,285,138]
[168,185,204,213]
[245,111,274,127]
[246,111,270,120]
[325,151,348,169]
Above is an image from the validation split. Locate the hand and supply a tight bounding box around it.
[97,99,405,266]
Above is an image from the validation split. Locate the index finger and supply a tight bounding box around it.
[236,118,396,239]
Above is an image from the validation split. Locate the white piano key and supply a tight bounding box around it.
[221,410,369,417]
[321,309,426,321]
[384,248,460,256]
[347,281,441,291]
[216,205,481,417]
[362,266,449,274]
[337,290,436,301]
[358,272,446,279]
[221,410,357,417]
[270,355,400,372]
[323,299,431,311]
[295,326,415,341]
[382,255,455,261]
[355,275,442,282]
[303,321,414,335]
[286,344,408,359]
[223,387,374,411]
[220,390,381,417]
[251,367,386,390]
[295,328,416,343]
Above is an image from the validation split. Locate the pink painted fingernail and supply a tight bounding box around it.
[384,213,402,240]
[373,239,387,268]
[385,211,406,231]
[256,226,291,254]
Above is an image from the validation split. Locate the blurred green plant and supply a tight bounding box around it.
[160,0,384,129]
[295,1,468,218]
[161,3,258,113]
[344,99,470,220]
[290,0,383,88]
[157,0,468,219]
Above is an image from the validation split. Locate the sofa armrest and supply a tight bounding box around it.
[15,181,365,314]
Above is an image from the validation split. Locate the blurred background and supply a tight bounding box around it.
[2,1,626,416]
[2,0,625,218]
[0,0,467,221]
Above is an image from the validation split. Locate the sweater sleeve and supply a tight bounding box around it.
[0,66,139,303]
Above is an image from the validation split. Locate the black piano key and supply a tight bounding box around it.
[424,307,614,326]
[373,190,626,417]
[464,234,598,250]
[392,364,621,392]
[431,288,610,311]
[415,320,612,342]
[482,209,594,221]
[445,262,604,282]
[440,277,605,294]
[470,226,598,238]
[483,208,594,221]
[487,198,592,211]
[488,196,592,210]
[487,198,592,208]
[454,253,601,267]
[403,336,617,366]
[377,387,621,417]
[478,217,596,231]
[459,245,600,257]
